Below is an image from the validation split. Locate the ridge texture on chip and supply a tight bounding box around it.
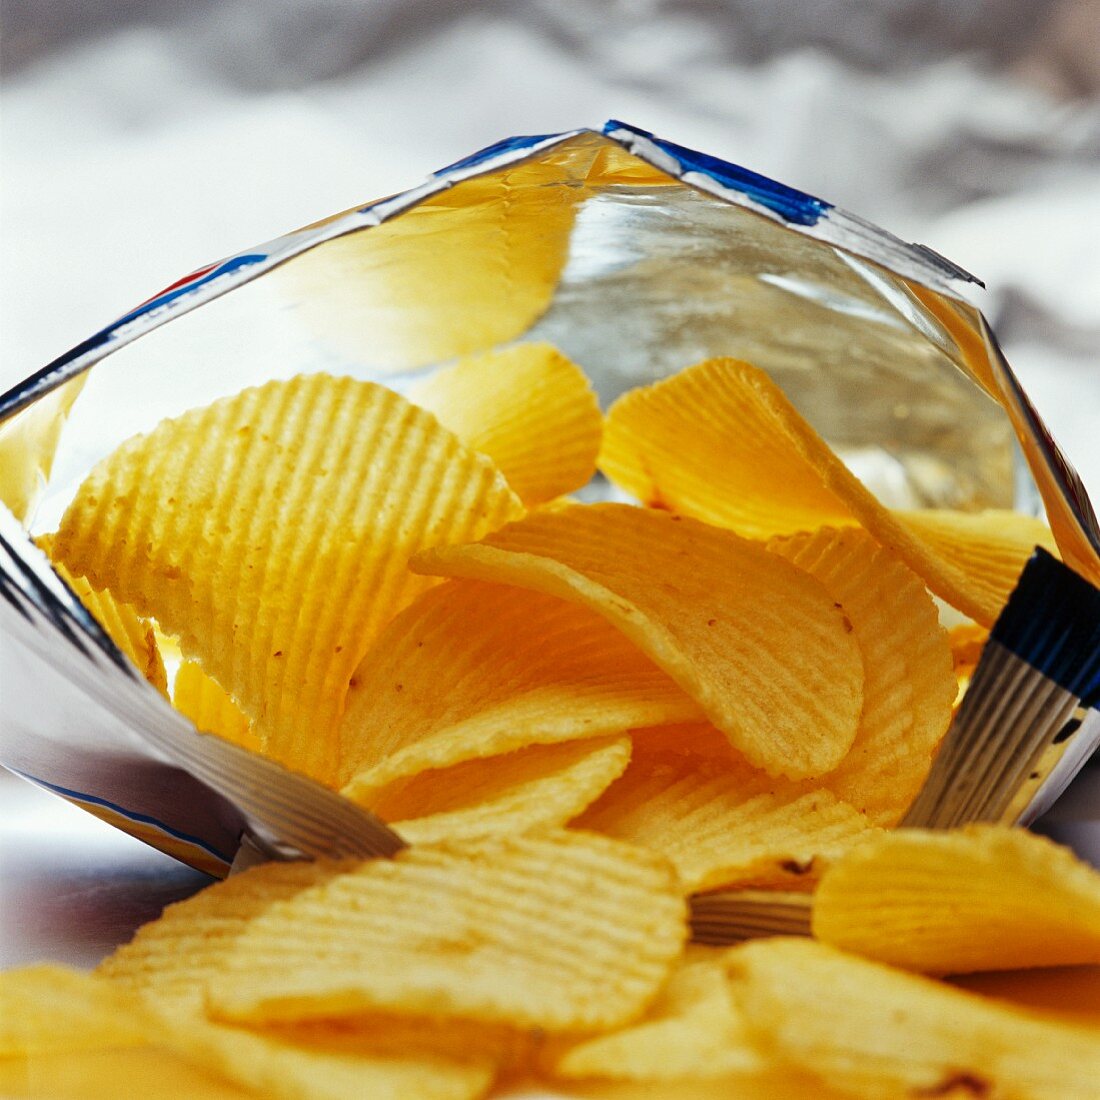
[410,342,602,505]
[599,357,1056,625]
[727,938,1100,1100]
[339,577,700,801]
[52,375,523,781]
[205,830,686,1033]
[575,737,878,893]
[413,503,863,780]
[813,825,1100,973]
[768,527,955,825]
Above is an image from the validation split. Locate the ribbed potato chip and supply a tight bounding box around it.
[99,861,508,1100]
[544,947,765,1081]
[206,831,686,1032]
[768,527,955,825]
[599,358,851,537]
[160,1016,499,1100]
[372,736,631,844]
[813,825,1100,973]
[99,859,347,1013]
[338,578,700,803]
[37,536,166,696]
[574,739,878,894]
[599,357,1054,625]
[52,375,523,782]
[0,1048,256,1100]
[409,343,602,505]
[173,661,259,753]
[283,146,589,373]
[899,507,1058,609]
[0,965,152,1057]
[727,937,1100,1100]
[413,504,863,780]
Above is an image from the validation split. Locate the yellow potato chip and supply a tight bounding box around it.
[205,830,686,1032]
[0,965,152,1057]
[160,1016,499,1100]
[173,661,259,753]
[899,506,1058,609]
[951,967,1100,1030]
[727,937,1100,1100]
[99,859,347,1013]
[812,825,1100,973]
[282,145,589,373]
[338,578,700,802]
[99,861,510,1100]
[599,358,852,537]
[0,1047,257,1100]
[0,375,85,524]
[52,375,523,782]
[372,736,632,845]
[599,357,1055,625]
[413,504,863,780]
[544,946,765,1081]
[410,343,602,505]
[575,739,878,894]
[768,527,955,825]
[37,535,167,696]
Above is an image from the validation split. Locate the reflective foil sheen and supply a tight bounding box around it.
[0,121,1097,872]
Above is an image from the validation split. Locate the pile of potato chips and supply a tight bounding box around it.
[5,344,1097,1098]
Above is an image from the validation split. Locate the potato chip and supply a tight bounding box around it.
[173,661,259,753]
[0,376,85,524]
[599,357,1055,625]
[282,145,589,373]
[338,578,700,802]
[575,740,878,894]
[99,858,347,1013]
[413,504,863,780]
[0,965,152,1057]
[812,825,1100,973]
[372,736,631,845]
[160,1016,499,1100]
[409,343,602,505]
[0,1048,257,1100]
[768,527,955,825]
[37,535,167,696]
[544,946,765,1081]
[52,375,523,782]
[598,357,852,538]
[899,507,1058,611]
[727,937,1100,1100]
[206,830,686,1032]
[98,861,509,1100]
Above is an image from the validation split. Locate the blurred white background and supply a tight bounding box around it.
[1,0,1098,481]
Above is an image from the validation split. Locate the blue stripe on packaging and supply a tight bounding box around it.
[991,548,1100,707]
[603,119,832,226]
[433,133,562,177]
[10,767,233,865]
